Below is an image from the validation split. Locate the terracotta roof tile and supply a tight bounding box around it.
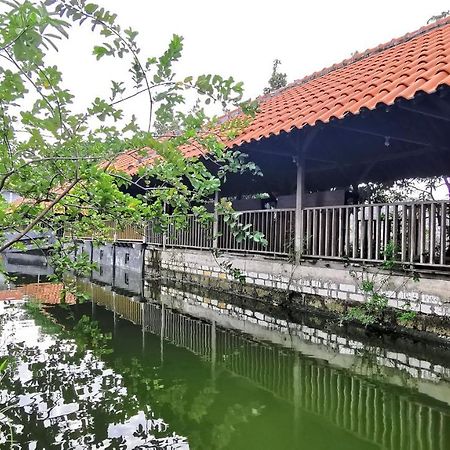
[112,17,450,175]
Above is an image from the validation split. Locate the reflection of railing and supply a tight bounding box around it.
[303,201,450,266]
[87,282,450,450]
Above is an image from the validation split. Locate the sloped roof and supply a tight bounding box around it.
[229,17,450,147]
[112,17,450,176]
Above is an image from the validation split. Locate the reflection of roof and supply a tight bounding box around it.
[111,17,450,176]
[0,290,23,301]
[0,283,76,305]
[23,283,76,305]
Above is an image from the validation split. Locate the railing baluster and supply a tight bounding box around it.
[440,203,447,265]
[313,210,318,256]
[305,209,311,255]
[338,208,344,257]
[401,205,407,262]
[420,203,426,264]
[375,205,382,259]
[345,207,351,257]
[360,207,367,259]
[352,206,358,259]
[410,204,417,264]
[319,209,325,256]
[383,205,389,260]
[367,205,373,260]
[332,208,337,257]
[430,203,436,265]
[325,209,330,256]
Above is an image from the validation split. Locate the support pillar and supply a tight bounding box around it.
[162,202,167,252]
[212,191,219,249]
[294,155,305,260]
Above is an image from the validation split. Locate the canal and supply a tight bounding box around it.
[0,260,449,449]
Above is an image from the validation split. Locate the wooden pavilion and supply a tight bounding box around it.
[110,17,450,270]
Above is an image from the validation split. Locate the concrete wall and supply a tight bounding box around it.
[79,242,144,294]
[114,243,144,271]
[146,248,450,335]
[91,264,114,286]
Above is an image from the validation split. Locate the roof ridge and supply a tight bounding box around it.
[258,16,450,102]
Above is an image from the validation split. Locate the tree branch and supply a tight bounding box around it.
[0,178,80,253]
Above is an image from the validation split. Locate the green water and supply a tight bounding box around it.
[0,277,449,449]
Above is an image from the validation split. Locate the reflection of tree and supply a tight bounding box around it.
[0,304,265,449]
[114,357,265,450]
[0,305,187,449]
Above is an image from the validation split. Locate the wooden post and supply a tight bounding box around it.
[141,303,145,352]
[162,202,167,251]
[295,155,305,260]
[113,221,118,242]
[212,191,219,249]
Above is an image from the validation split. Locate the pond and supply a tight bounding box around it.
[0,262,449,449]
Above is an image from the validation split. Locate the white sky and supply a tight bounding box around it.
[42,0,449,198]
[51,0,450,125]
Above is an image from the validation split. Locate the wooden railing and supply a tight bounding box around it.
[218,209,295,256]
[303,201,450,266]
[72,221,145,242]
[145,209,295,256]
[115,223,145,241]
[165,215,213,249]
[76,200,450,266]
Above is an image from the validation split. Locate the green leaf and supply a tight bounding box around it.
[85,3,98,14]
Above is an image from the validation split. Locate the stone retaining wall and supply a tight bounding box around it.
[146,248,450,334]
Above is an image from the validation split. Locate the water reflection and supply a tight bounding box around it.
[0,263,449,449]
[84,278,450,450]
[0,301,189,449]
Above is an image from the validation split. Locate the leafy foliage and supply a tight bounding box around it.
[428,10,450,24]
[358,176,450,204]
[344,241,418,327]
[263,59,287,95]
[0,0,263,279]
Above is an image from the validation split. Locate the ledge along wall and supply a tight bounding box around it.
[145,247,450,338]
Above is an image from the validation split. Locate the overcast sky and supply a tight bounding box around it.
[51,0,450,127]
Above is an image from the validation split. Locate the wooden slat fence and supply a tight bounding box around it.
[303,201,449,266]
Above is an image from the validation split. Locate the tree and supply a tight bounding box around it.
[428,10,450,24]
[358,176,450,204]
[0,1,260,283]
[263,58,287,95]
